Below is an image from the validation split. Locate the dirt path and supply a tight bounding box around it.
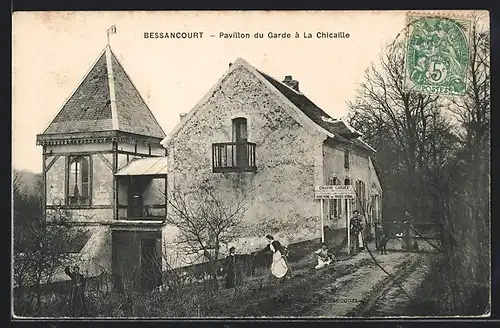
[361,252,434,317]
[304,250,421,317]
[205,240,437,317]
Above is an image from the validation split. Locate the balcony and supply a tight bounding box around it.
[212,142,257,173]
[120,204,166,221]
[115,158,169,223]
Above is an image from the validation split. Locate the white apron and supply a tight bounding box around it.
[270,243,288,278]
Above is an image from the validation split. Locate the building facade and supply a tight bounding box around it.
[35,50,382,288]
[161,58,382,266]
[36,46,167,292]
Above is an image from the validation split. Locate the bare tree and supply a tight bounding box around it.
[347,14,490,315]
[13,206,87,316]
[347,38,455,222]
[163,180,250,288]
[440,13,490,314]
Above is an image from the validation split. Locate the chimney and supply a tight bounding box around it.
[282,75,299,92]
[179,113,187,122]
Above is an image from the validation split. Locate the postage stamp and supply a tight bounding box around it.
[12,10,490,319]
[403,13,472,96]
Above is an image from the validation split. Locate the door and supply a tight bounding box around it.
[128,177,144,217]
[232,118,248,168]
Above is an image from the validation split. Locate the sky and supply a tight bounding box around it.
[12,10,434,173]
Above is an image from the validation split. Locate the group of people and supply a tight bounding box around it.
[223,208,402,289]
[351,209,390,255]
[222,234,291,289]
[223,233,341,289]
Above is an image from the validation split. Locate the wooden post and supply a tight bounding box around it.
[113,141,118,220]
[320,199,325,242]
[347,201,351,255]
[42,146,47,223]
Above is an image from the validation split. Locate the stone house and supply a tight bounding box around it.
[36,45,168,292]
[35,46,382,290]
[161,58,383,266]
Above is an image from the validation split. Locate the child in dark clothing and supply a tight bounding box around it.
[379,231,388,255]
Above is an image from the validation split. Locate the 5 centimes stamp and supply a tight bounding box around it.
[403,13,472,96]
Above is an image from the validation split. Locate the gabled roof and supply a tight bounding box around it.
[258,71,362,139]
[161,57,375,154]
[41,46,165,140]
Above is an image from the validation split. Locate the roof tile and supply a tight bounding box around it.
[41,47,165,140]
[111,55,166,139]
[258,71,361,139]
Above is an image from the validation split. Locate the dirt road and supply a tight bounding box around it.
[208,240,438,317]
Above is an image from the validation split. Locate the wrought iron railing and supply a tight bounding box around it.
[212,142,257,173]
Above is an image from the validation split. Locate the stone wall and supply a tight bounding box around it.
[163,64,326,268]
[45,155,66,205]
[93,153,114,205]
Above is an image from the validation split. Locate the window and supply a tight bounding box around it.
[68,155,91,205]
[329,177,342,220]
[344,149,350,169]
[345,178,352,211]
[355,180,366,213]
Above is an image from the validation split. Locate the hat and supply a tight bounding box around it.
[229,246,236,253]
[265,234,274,240]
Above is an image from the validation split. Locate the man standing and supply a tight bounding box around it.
[65,265,86,317]
[223,246,237,289]
[350,210,364,254]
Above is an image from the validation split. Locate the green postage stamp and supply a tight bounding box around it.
[404,13,472,96]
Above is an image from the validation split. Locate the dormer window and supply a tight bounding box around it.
[67,155,91,206]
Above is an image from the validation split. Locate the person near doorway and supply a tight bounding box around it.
[223,246,237,289]
[314,242,335,269]
[350,210,364,254]
[256,235,289,281]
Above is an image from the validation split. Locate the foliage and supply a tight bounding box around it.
[347,12,490,315]
[13,207,87,316]
[13,170,43,252]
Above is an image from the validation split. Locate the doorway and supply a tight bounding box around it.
[128,177,148,217]
[232,117,248,168]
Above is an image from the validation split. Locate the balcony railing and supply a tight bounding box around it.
[124,206,166,221]
[212,142,257,173]
[68,196,90,206]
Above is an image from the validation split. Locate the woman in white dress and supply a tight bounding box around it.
[258,235,289,279]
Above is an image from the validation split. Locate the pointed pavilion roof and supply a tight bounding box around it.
[40,46,165,140]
